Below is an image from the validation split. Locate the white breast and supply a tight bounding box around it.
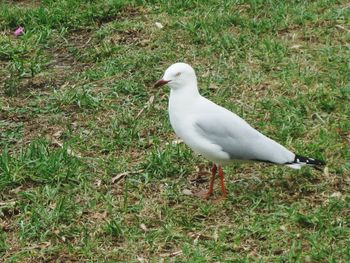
[168,95,230,163]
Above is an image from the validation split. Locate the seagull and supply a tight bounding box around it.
[155,63,325,199]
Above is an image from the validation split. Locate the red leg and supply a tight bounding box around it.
[206,164,217,197]
[218,165,227,198]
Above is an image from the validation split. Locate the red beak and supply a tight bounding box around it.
[154,79,170,88]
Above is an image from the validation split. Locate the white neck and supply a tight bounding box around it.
[169,83,200,108]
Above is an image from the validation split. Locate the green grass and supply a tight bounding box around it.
[0,0,349,261]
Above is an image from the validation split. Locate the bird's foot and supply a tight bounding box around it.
[193,190,227,202]
[212,194,227,203]
[193,189,212,199]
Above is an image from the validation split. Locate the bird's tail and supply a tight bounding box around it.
[286,155,326,171]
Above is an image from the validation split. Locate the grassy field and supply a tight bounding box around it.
[0,0,349,262]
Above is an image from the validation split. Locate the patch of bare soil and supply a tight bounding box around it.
[107,28,148,46]
[96,5,146,26]
[6,0,41,8]
[1,96,69,153]
[48,29,93,77]
[277,19,344,45]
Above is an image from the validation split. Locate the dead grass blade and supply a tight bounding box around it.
[135,95,155,119]
[111,169,144,184]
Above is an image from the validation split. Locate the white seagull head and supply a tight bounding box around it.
[154,62,197,90]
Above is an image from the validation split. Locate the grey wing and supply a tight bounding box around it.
[194,112,295,164]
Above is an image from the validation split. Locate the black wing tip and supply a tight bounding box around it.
[293,154,326,166]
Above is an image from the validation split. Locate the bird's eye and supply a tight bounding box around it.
[175,72,181,77]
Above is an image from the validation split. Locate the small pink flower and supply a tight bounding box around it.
[14,27,24,37]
